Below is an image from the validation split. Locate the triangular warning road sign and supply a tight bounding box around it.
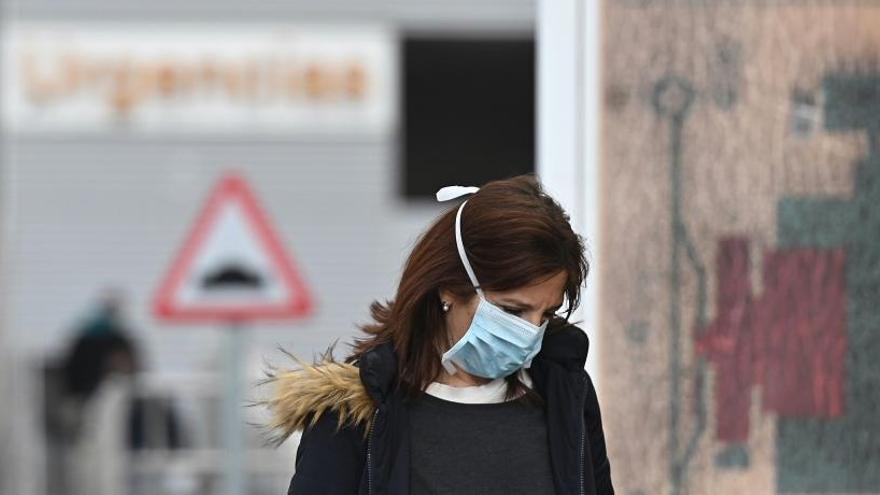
[153,174,313,322]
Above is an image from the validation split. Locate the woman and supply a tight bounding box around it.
[267,175,614,495]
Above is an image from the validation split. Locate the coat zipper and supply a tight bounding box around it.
[579,374,588,495]
[367,409,379,495]
[579,415,586,495]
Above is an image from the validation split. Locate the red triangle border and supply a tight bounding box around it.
[153,173,314,323]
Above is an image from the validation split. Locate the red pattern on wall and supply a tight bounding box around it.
[695,238,847,443]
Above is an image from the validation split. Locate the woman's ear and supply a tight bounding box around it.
[438,288,478,311]
[438,288,456,306]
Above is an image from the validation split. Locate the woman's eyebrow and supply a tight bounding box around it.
[496,298,532,309]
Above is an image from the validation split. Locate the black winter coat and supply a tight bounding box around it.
[286,324,614,495]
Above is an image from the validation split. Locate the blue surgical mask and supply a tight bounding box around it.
[437,194,547,379]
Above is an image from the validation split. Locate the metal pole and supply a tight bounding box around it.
[223,323,246,495]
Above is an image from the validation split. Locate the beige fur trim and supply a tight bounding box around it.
[262,354,376,445]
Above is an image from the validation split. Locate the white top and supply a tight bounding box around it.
[423,369,534,404]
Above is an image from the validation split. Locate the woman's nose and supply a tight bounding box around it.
[524,311,544,327]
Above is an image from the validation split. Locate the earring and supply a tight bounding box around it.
[441,301,451,312]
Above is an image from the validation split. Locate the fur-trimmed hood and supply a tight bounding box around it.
[263,355,377,444]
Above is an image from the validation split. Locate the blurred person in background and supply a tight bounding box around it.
[267,175,614,495]
[46,291,187,494]
[44,291,142,494]
[58,290,184,450]
[45,291,141,459]
[62,291,139,403]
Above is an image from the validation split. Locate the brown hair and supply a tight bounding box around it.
[349,175,589,398]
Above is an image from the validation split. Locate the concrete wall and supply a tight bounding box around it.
[599,3,880,494]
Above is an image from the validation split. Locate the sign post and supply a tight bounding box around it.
[222,322,246,495]
[153,173,313,495]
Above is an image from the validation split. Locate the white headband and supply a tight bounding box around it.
[435,185,483,296]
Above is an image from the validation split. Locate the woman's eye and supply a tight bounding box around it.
[502,307,523,316]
